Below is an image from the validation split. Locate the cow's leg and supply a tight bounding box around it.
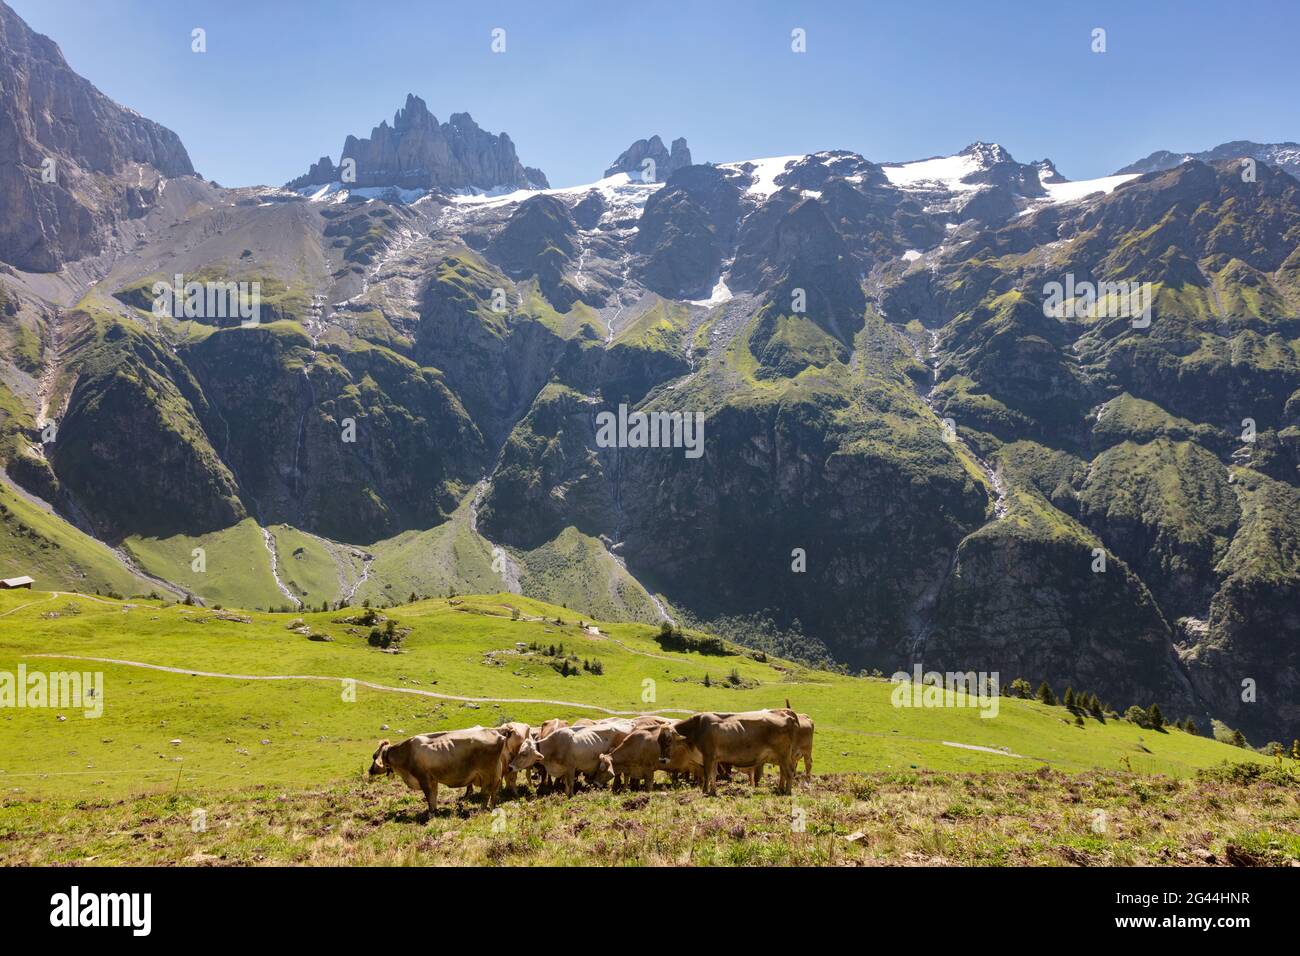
[486,778,501,810]
[422,780,439,818]
[803,749,812,780]
[778,756,794,795]
[703,753,716,795]
[565,770,576,798]
[748,765,761,786]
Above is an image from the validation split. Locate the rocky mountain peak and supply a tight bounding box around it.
[1033,158,1066,184]
[960,141,1014,167]
[393,93,437,131]
[604,135,692,182]
[286,94,548,194]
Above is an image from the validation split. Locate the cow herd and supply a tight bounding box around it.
[368,702,815,817]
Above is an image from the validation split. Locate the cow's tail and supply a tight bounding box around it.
[785,698,792,711]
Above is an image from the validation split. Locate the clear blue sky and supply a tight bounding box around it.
[10,0,1300,188]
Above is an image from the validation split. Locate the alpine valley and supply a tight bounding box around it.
[1,1,1297,745]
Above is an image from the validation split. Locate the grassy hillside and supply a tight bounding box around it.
[0,480,151,596]
[358,493,500,604]
[0,587,1289,866]
[123,518,286,609]
[268,524,366,607]
[0,588,1266,801]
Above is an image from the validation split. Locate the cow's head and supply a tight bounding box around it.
[658,726,701,769]
[509,735,542,773]
[655,728,686,764]
[592,753,615,787]
[368,739,392,777]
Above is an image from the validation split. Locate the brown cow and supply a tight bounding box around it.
[528,718,569,794]
[609,727,660,790]
[510,721,627,796]
[606,723,688,789]
[496,721,532,794]
[663,708,798,795]
[631,714,674,730]
[369,727,512,816]
[743,710,814,784]
[532,718,569,740]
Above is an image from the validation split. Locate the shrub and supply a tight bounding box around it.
[655,625,727,656]
[1125,705,1151,728]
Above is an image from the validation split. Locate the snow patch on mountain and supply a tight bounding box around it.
[689,275,733,307]
[1038,172,1138,204]
[719,155,805,199]
[881,153,983,192]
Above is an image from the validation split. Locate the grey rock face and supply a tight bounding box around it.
[286,94,547,193]
[0,0,195,271]
[604,135,692,183]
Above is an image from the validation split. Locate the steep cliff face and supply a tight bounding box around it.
[287,94,547,193]
[48,306,245,538]
[633,164,746,299]
[180,323,486,545]
[926,490,1196,715]
[0,1,194,271]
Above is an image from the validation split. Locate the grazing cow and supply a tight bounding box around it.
[608,724,690,790]
[588,716,634,748]
[533,718,569,740]
[609,727,658,790]
[369,727,513,816]
[496,721,532,794]
[663,708,798,795]
[631,714,674,729]
[743,711,814,784]
[528,718,570,793]
[510,722,628,796]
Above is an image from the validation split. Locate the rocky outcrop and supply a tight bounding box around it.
[1117,140,1300,180]
[604,135,691,183]
[486,194,584,309]
[286,94,547,193]
[0,0,195,271]
[633,164,745,298]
